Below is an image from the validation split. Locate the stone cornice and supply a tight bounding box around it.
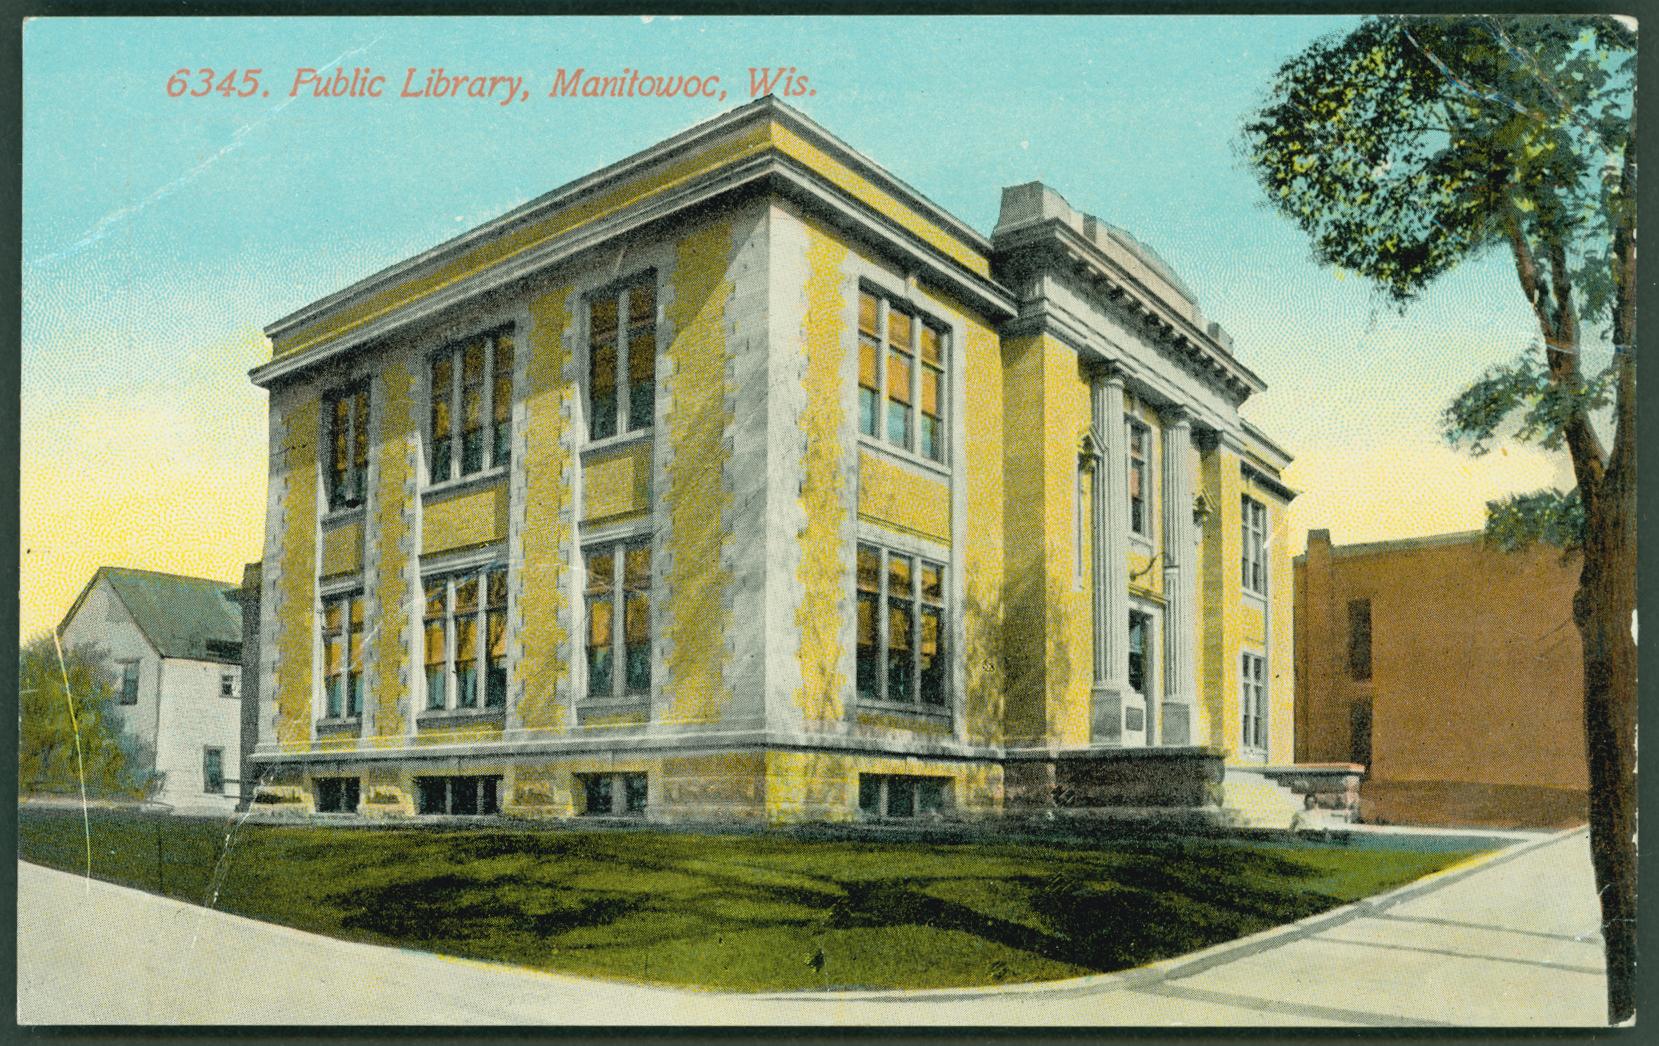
[994,219,1266,402]
[251,150,1017,388]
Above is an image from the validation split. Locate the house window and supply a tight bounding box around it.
[429,327,514,484]
[1348,599,1373,681]
[1127,419,1151,537]
[1242,495,1268,596]
[202,747,224,794]
[1241,651,1267,750]
[584,539,652,701]
[316,777,360,813]
[414,775,501,815]
[588,277,657,441]
[857,775,948,818]
[117,661,140,705]
[578,772,648,816]
[220,672,237,699]
[423,565,508,711]
[856,544,947,708]
[321,591,364,719]
[858,288,947,463]
[1128,610,1152,696]
[326,384,370,512]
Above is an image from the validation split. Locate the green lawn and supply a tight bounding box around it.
[18,808,1484,991]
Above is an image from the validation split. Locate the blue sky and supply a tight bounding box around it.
[20,15,1567,635]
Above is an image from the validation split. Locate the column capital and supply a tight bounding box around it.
[1161,403,1193,428]
[1087,358,1126,388]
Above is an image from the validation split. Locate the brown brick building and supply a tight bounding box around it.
[1294,529,1589,829]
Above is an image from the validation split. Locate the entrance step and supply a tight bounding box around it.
[1220,767,1306,830]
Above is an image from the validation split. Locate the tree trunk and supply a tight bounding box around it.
[1577,459,1638,1025]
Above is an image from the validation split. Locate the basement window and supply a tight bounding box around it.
[578,773,648,816]
[414,775,501,816]
[315,777,361,813]
[857,774,948,819]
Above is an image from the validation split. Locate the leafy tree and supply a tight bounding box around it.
[1242,15,1636,1022]
[18,633,158,799]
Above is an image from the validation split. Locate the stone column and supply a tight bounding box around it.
[1090,364,1131,744]
[1160,409,1197,745]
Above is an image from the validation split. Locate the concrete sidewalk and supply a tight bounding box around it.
[16,828,1606,1026]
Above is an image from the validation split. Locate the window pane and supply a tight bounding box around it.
[917,778,944,814]
[859,338,879,390]
[590,340,617,441]
[584,775,613,815]
[887,598,913,701]
[353,390,369,468]
[1128,613,1146,695]
[431,437,452,484]
[486,608,507,708]
[887,352,913,405]
[587,550,614,596]
[462,340,486,386]
[919,607,944,706]
[856,546,880,592]
[856,592,879,702]
[920,563,943,604]
[349,670,363,717]
[858,290,879,337]
[588,598,614,698]
[432,354,453,406]
[858,776,882,815]
[624,595,650,694]
[624,545,651,591]
[888,554,912,597]
[487,568,507,608]
[629,380,654,432]
[920,325,942,366]
[859,387,879,438]
[591,297,618,342]
[629,282,655,326]
[920,368,940,418]
[885,776,916,817]
[455,617,478,708]
[624,773,648,813]
[887,309,912,352]
[886,400,912,446]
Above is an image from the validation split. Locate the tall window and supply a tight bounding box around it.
[1128,610,1152,695]
[326,384,370,512]
[1127,419,1151,537]
[1242,495,1268,596]
[588,277,657,441]
[584,539,652,700]
[202,747,224,794]
[321,591,364,719]
[1241,651,1267,750]
[1348,599,1373,681]
[424,566,508,712]
[858,288,946,463]
[118,661,139,705]
[429,327,514,484]
[856,544,947,707]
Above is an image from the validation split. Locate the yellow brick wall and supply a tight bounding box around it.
[518,285,575,736]
[272,398,319,751]
[421,480,509,556]
[795,222,851,725]
[582,440,652,524]
[370,358,415,746]
[662,222,735,724]
[318,519,363,579]
[933,294,1005,748]
[856,452,951,544]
